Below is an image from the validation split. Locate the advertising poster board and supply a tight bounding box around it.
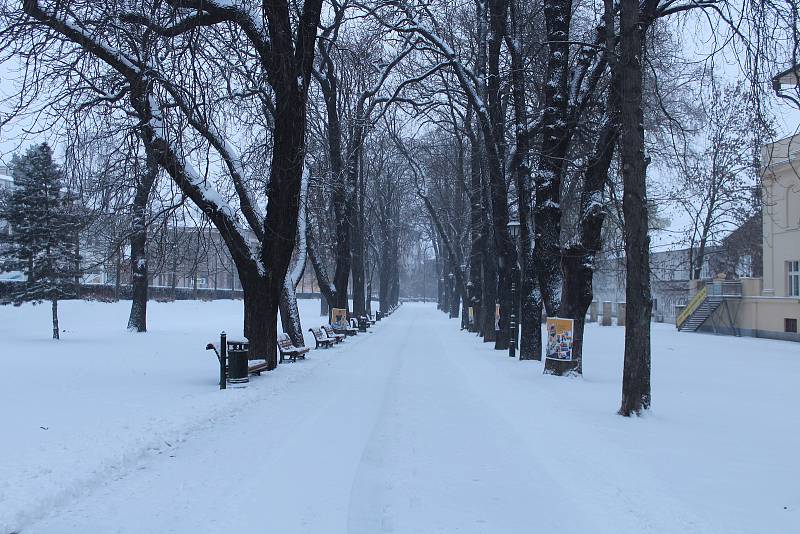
[545,317,574,361]
[468,306,474,326]
[494,304,501,331]
[331,307,347,326]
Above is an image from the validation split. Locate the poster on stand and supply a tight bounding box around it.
[545,317,574,361]
[331,308,347,327]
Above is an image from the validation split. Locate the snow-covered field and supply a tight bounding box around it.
[0,299,797,533]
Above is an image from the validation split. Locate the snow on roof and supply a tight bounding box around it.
[773,64,799,88]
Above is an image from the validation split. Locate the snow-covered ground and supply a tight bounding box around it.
[0,300,797,533]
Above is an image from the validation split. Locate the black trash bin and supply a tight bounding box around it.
[358,316,368,332]
[227,343,249,387]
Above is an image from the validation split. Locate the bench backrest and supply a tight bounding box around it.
[310,327,327,340]
[322,325,338,336]
[277,333,294,350]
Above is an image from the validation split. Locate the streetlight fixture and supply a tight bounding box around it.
[506,219,521,358]
[507,219,520,241]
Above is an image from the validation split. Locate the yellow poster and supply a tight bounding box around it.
[331,307,347,326]
[546,317,574,361]
[468,306,474,325]
[494,304,501,331]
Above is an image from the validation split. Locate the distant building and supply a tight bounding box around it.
[669,64,800,341]
[593,246,717,324]
[761,134,800,299]
[79,222,321,297]
[675,134,799,341]
[0,161,322,298]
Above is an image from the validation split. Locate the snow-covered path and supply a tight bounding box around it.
[15,301,799,533]
[28,303,588,533]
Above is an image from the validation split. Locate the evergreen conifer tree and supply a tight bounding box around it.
[0,143,80,339]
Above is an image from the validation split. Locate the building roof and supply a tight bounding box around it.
[773,64,799,89]
[762,132,800,170]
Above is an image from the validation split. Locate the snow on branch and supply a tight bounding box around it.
[22,0,263,273]
[286,163,309,288]
[157,78,265,240]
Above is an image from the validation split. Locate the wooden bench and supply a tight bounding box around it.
[308,327,335,349]
[321,325,346,342]
[329,322,357,337]
[247,360,270,375]
[278,333,310,363]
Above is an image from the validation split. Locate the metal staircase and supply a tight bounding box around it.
[676,282,742,334]
[678,295,724,331]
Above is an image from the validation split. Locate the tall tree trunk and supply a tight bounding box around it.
[331,174,351,312]
[480,169,497,342]
[170,248,177,298]
[280,280,304,347]
[555,79,620,375]
[520,256,542,360]
[472,0,498,342]
[318,58,351,313]
[486,0,513,351]
[51,299,59,340]
[279,166,309,347]
[127,131,158,333]
[350,117,367,318]
[467,124,484,333]
[114,247,122,300]
[350,201,366,317]
[504,16,539,360]
[379,245,391,313]
[74,232,81,298]
[260,85,310,369]
[449,275,460,318]
[618,0,652,415]
[533,0,573,320]
[366,284,372,314]
[241,272,271,363]
[389,242,400,308]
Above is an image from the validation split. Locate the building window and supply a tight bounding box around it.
[786,318,798,334]
[737,255,752,277]
[789,261,800,297]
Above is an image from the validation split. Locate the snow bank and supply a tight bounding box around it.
[1,301,797,532]
[440,318,800,533]
[0,299,331,532]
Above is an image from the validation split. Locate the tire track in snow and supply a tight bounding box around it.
[25,312,411,534]
[346,303,591,533]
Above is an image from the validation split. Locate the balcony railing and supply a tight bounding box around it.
[707,281,742,297]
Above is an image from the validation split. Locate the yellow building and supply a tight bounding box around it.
[677,135,800,341]
[762,134,800,300]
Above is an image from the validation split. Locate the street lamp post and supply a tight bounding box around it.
[507,220,521,358]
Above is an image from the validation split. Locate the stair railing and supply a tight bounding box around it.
[676,285,708,329]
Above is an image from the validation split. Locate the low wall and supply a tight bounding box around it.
[698,296,800,343]
[0,282,321,303]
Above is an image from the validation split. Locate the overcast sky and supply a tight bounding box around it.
[0,11,797,254]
